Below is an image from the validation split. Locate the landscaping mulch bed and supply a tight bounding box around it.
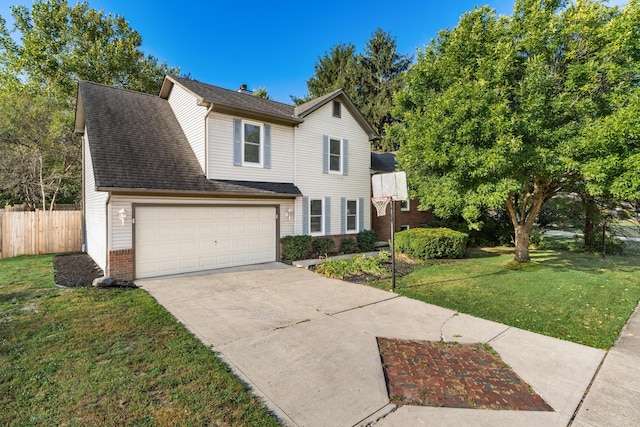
[53,252,136,288]
[377,337,553,411]
[342,256,416,284]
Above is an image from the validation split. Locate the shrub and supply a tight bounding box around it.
[357,229,378,252]
[281,235,312,261]
[590,234,625,255]
[340,237,358,254]
[395,227,468,259]
[312,237,335,256]
[315,254,387,279]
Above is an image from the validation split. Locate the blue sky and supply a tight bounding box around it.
[0,0,629,103]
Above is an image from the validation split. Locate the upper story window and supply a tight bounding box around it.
[400,200,410,211]
[332,100,341,118]
[322,135,348,175]
[329,138,342,172]
[346,199,358,232]
[233,118,271,169]
[243,122,262,165]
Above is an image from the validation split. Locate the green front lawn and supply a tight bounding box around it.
[0,255,279,427]
[370,247,640,349]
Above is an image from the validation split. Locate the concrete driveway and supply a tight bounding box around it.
[139,263,604,427]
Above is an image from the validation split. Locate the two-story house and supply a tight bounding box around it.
[74,76,376,280]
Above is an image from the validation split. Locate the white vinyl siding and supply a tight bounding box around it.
[167,83,208,172]
[208,112,293,182]
[295,100,371,236]
[110,200,133,250]
[83,132,109,272]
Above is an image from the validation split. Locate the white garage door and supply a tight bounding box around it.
[135,206,276,279]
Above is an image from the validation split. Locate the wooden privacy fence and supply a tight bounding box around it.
[1,208,82,258]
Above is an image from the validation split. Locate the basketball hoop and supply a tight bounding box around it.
[372,196,391,217]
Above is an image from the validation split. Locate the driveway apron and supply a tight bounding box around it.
[139,263,604,427]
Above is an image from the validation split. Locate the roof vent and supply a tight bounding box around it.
[238,84,253,95]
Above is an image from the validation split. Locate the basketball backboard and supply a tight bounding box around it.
[372,171,408,201]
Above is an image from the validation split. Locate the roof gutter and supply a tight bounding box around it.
[100,187,301,199]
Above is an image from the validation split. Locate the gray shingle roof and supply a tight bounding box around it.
[165,76,302,124]
[76,80,300,197]
[371,152,397,172]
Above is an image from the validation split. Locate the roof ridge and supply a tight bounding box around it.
[170,75,294,108]
[79,80,160,99]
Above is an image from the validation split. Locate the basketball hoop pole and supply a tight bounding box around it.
[391,200,396,290]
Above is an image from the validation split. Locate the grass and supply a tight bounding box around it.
[369,247,640,349]
[0,255,280,427]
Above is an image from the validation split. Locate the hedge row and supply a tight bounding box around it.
[280,229,378,262]
[394,227,468,259]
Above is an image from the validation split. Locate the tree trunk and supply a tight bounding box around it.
[583,195,597,249]
[514,224,531,262]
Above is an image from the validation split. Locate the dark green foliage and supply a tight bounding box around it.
[429,211,512,247]
[297,29,411,149]
[280,235,312,261]
[392,0,640,262]
[357,229,378,252]
[312,237,335,256]
[395,228,468,259]
[590,234,625,255]
[340,237,358,254]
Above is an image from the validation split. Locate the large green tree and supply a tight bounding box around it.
[296,29,411,150]
[0,0,178,209]
[392,0,639,262]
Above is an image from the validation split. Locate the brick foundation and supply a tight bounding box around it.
[108,249,134,280]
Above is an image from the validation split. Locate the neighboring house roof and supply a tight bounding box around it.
[160,75,378,140]
[75,80,301,197]
[371,152,397,173]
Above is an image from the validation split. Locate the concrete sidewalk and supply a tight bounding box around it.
[139,263,605,427]
[571,303,640,426]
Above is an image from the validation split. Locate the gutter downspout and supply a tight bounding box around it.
[204,103,215,178]
[105,192,111,277]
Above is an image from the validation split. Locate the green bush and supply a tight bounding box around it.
[395,227,468,259]
[312,237,335,256]
[357,229,378,252]
[281,235,312,261]
[340,237,358,254]
[315,253,388,279]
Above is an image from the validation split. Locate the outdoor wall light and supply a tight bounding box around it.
[118,208,128,226]
[286,208,294,220]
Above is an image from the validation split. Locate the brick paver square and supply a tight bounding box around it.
[377,337,553,411]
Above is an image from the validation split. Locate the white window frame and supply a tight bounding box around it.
[400,224,410,231]
[242,120,263,166]
[400,199,410,211]
[346,199,358,233]
[328,137,342,173]
[309,198,324,235]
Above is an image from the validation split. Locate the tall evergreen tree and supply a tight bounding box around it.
[295,29,412,150]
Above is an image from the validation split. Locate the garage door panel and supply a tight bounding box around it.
[135,206,276,279]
